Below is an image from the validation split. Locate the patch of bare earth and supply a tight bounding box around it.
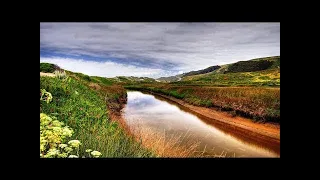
[88,82,101,90]
[40,72,55,77]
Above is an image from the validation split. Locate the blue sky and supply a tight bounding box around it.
[40,23,280,78]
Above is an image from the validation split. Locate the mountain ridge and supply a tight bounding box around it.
[157,56,280,82]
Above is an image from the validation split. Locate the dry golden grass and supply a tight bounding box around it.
[126,120,229,158]
[131,125,200,157]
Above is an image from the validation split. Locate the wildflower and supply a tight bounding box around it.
[91,151,102,158]
[62,127,73,137]
[85,149,92,153]
[64,147,73,153]
[40,113,47,119]
[52,120,63,127]
[44,148,59,158]
[58,153,68,158]
[52,127,62,133]
[68,140,81,148]
[59,144,68,149]
[68,155,78,158]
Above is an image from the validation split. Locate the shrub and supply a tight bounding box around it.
[40,63,56,73]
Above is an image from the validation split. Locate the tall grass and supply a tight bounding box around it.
[130,125,201,157]
[126,121,229,158]
[54,70,67,80]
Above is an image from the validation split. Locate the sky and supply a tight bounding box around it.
[40,23,280,78]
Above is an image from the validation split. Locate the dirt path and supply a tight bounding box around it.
[40,72,55,77]
[143,91,280,144]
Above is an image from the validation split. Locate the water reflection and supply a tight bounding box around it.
[122,91,280,157]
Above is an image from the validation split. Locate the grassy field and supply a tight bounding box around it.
[178,68,280,87]
[125,84,280,123]
[40,74,155,157]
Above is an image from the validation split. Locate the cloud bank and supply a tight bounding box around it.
[39,57,180,78]
[40,23,280,78]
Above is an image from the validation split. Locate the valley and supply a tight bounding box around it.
[40,55,280,158]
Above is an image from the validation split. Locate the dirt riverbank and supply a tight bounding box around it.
[140,90,280,145]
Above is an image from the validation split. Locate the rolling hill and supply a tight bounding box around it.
[157,56,280,84]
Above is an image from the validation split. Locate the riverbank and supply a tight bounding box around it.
[128,89,280,146]
[125,85,280,123]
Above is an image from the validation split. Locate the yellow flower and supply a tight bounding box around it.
[59,144,68,149]
[68,155,78,158]
[64,147,73,153]
[57,153,68,158]
[44,148,59,158]
[91,151,102,158]
[68,140,81,148]
[62,127,73,137]
[86,149,92,153]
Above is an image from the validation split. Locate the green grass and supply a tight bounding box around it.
[91,76,114,86]
[179,68,280,87]
[40,76,154,157]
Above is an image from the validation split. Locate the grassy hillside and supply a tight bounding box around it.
[217,56,280,74]
[183,65,221,77]
[180,68,280,87]
[157,56,280,83]
[157,74,183,82]
[40,68,154,158]
[115,76,156,83]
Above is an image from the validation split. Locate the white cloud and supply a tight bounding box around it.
[40,23,280,77]
[40,57,173,78]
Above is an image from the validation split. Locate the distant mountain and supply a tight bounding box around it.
[157,56,280,82]
[183,65,221,77]
[157,74,183,82]
[114,76,156,83]
[156,65,220,82]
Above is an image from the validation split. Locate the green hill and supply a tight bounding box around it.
[155,56,280,86]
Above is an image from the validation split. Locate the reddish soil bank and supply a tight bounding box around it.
[144,91,280,144]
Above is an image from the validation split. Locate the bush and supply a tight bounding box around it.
[40,63,56,73]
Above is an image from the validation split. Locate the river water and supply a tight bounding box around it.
[122,91,280,157]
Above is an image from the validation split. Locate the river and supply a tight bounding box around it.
[122,91,280,157]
